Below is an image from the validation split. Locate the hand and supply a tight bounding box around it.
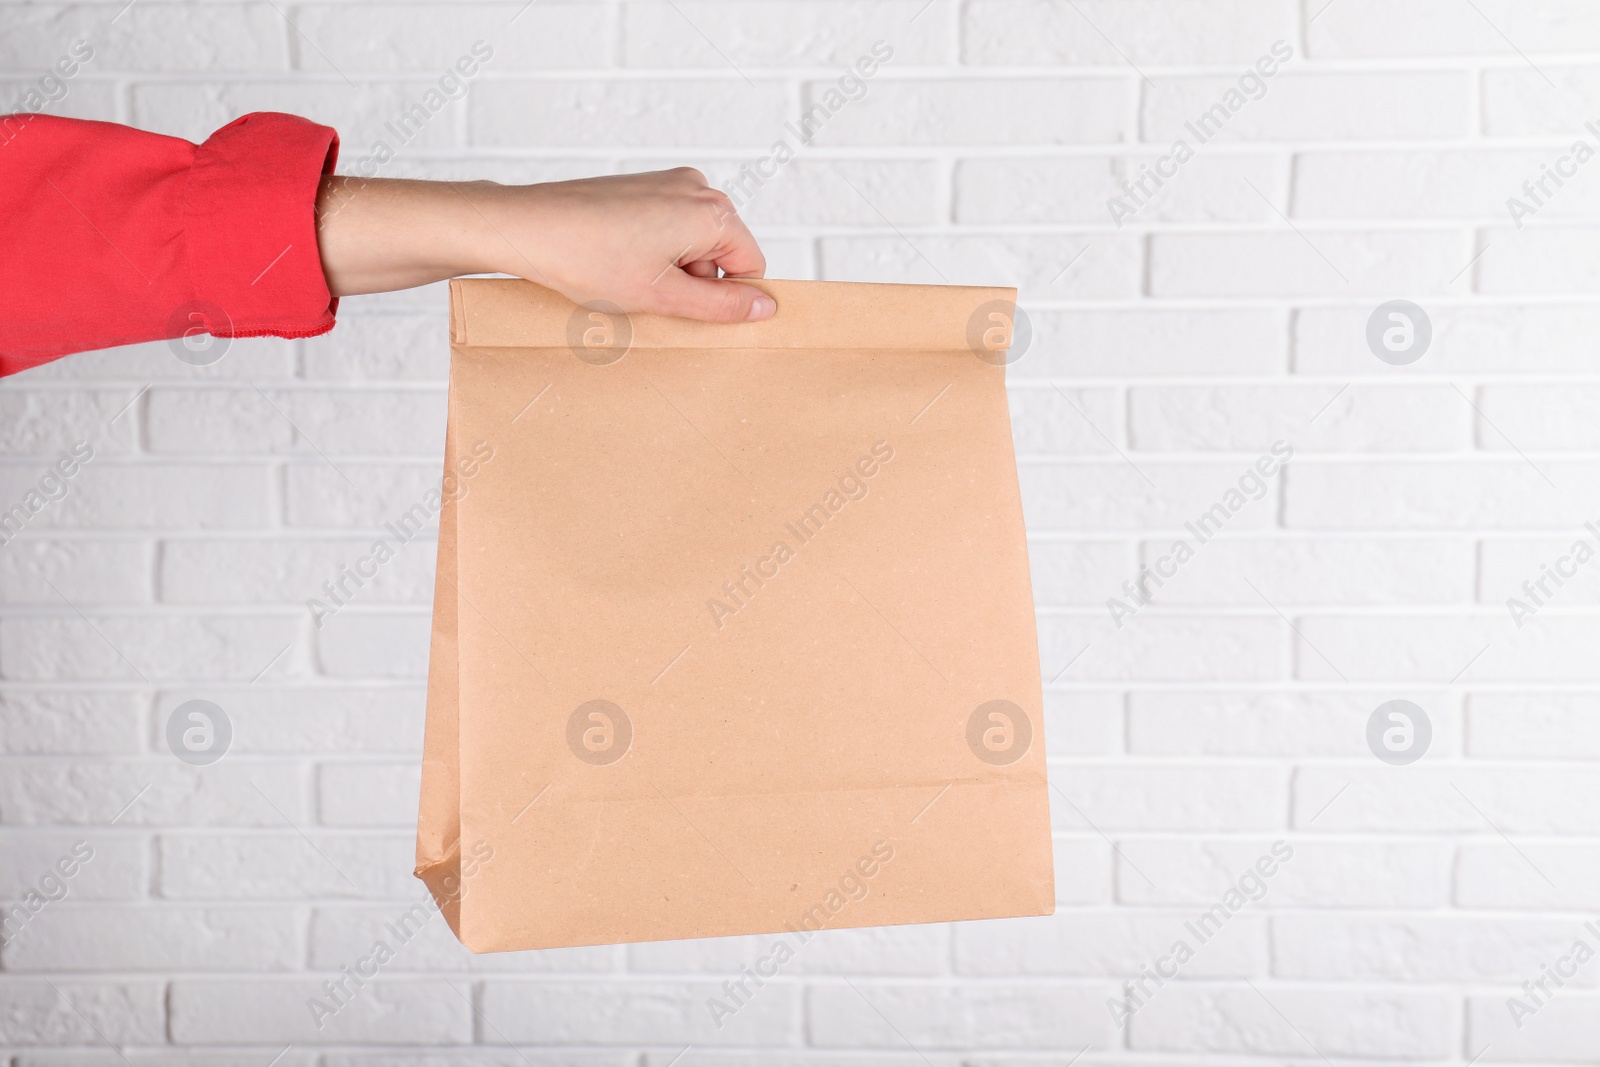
[315,169,775,323]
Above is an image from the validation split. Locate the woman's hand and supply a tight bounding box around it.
[314,168,774,323]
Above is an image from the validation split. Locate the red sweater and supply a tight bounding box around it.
[0,112,340,378]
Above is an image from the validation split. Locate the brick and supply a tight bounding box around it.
[1293,149,1600,220]
[169,978,471,1044]
[820,233,1142,297]
[146,387,447,457]
[480,979,799,1043]
[623,1,950,67]
[1483,66,1600,137]
[697,159,944,228]
[285,461,443,529]
[8,337,297,382]
[290,2,609,71]
[1468,693,1600,758]
[1294,765,1600,833]
[310,904,617,972]
[1294,303,1600,376]
[1481,536,1600,611]
[1308,0,1600,57]
[1293,614,1600,683]
[0,79,118,124]
[1273,914,1598,983]
[1478,225,1600,294]
[1143,72,1472,142]
[1117,839,1450,907]
[1042,690,1122,756]
[1009,386,1117,455]
[1128,984,1455,1058]
[629,924,945,975]
[0,3,290,70]
[954,911,1265,977]
[300,314,451,382]
[0,614,303,682]
[0,539,152,606]
[0,760,305,827]
[1468,993,1600,1060]
[1129,384,1467,452]
[139,390,276,455]
[1039,614,1284,682]
[1051,764,1286,830]
[806,78,1131,146]
[1284,461,1600,530]
[159,537,435,605]
[1478,385,1600,450]
[0,389,137,455]
[1054,838,1113,906]
[2,906,301,971]
[0,690,143,755]
[159,833,416,899]
[1458,844,1600,909]
[1012,309,1288,379]
[0,980,164,1045]
[155,686,425,754]
[318,761,419,826]
[1128,690,1457,756]
[1022,461,1284,532]
[1149,230,1469,297]
[1029,539,1132,608]
[134,80,460,150]
[807,982,1112,1048]
[315,612,432,679]
[0,463,272,534]
[956,154,1285,225]
[0,834,147,901]
[0,462,272,531]
[15,1052,319,1066]
[470,79,790,147]
[963,0,1292,66]
[1134,536,1475,606]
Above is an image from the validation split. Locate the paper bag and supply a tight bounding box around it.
[416,277,1052,951]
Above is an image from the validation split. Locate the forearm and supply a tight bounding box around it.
[315,176,502,296]
[313,168,775,322]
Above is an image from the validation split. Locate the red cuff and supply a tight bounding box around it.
[184,112,340,341]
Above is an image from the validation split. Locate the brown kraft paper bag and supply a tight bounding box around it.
[416,277,1052,951]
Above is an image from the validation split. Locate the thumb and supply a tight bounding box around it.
[649,274,776,323]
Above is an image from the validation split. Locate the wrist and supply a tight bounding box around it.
[442,179,555,282]
[426,178,518,279]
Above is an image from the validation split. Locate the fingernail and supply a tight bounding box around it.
[747,295,775,321]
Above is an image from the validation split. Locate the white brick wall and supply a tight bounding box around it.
[4,0,1600,1061]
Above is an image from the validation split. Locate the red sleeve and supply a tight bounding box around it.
[0,112,340,378]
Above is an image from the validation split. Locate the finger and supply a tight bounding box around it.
[681,258,720,279]
[649,273,775,323]
[704,205,766,279]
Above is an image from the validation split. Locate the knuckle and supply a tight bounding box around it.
[698,190,740,230]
